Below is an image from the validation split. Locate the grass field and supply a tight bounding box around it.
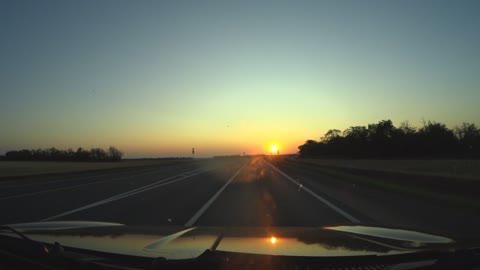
[0,159,193,178]
[295,158,480,180]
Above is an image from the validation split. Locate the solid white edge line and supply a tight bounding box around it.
[0,180,112,200]
[264,160,361,224]
[40,169,208,221]
[0,166,201,200]
[184,164,247,227]
[0,166,165,189]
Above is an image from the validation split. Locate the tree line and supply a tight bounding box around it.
[0,146,124,161]
[298,120,480,158]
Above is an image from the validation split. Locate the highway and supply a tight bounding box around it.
[0,157,478,239]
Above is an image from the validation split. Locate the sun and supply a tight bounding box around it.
[270,236,277,244]
[271,145,278,153]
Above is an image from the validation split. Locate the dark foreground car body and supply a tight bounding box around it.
[0,221,479,270]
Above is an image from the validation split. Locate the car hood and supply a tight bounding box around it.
[2,221,458,260]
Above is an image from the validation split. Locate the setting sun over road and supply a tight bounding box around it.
[1,1,479,158]
[1,3,480,265]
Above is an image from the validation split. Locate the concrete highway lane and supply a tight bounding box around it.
[44,157,359,227]
[1,156,478,239]
[269,157,480,238]
[0,160,216,224]
[0,162,199,198]
[195,157,352,227]
[0,157,358,228]
[50,161,247,226]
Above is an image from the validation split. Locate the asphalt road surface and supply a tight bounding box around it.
[1,157,478,239]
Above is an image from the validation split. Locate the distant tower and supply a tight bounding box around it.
[192,148,195,155]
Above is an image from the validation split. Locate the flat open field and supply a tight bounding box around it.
[0,159,194,178]
[296,158,480,180]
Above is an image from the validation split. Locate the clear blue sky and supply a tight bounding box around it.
[1,0,479,157]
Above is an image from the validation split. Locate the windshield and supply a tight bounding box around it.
[1,0,479,257]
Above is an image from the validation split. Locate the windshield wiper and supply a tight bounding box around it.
[0,225,51,255]
[0,226,101,270]
[0,226,158,270]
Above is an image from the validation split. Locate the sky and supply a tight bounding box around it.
[1,0,479,157]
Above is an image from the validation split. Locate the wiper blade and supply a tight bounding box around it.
[0,227,155,270]
[0,225,50,255]
[0,226,99,269]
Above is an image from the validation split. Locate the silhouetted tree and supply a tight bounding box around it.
[417,121,457,156]
[455,123,480,157]
[343,126,370,156]
[298,119,479,159]
[5,149,31,160]
[75,147,90,161]
[4,146,124,161]
[107,146,123,161]
[321,129,342,143]
[89,148,107,161]
[298,140,320,157]
[392,121,418,157]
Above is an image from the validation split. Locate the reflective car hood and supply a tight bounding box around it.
[3,221,456,260]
